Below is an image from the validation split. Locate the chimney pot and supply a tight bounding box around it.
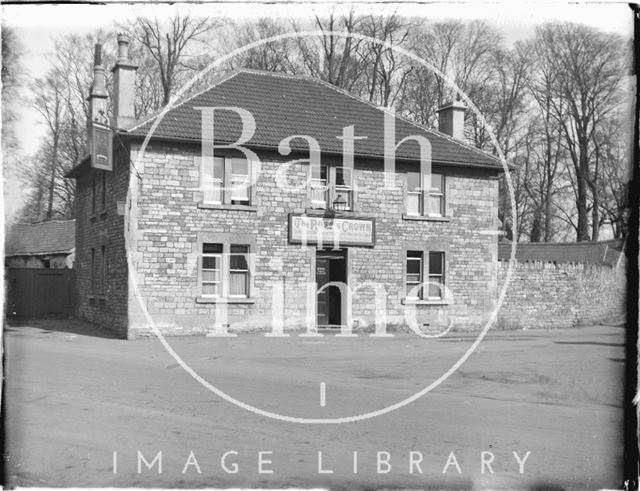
[94,43,102,66]
[437,100,467,141]
[116,33,130,63]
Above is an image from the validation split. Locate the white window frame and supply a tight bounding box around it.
[228,245,250,298]
[202,157,252,206]
[230,159,251,205]
[201,244,223,298]
[405,251,424,299]
[310,165,329,209]
[406,171,445,217]
[427,251,445,300]
[202,157,225,205]
[426,174,445,217]
[333,166,353,211]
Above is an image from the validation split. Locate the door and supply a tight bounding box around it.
[7,268,75,317]
[316,249,347,328]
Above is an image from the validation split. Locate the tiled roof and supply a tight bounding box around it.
[5,220,76,256]
[498,239,624,266]
[126,70,503,170]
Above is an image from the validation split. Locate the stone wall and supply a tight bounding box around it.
[496,260,626,329]
[74,142,130,337]
[5,252,73,269]
[125,141,500,337]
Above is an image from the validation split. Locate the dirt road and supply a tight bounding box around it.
[3,319,625,489]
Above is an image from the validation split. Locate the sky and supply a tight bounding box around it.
[1,1,634,218]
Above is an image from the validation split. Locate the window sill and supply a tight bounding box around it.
[89,211,107,220]
[401,298,453,306]
[88,295,107,301]
[402,214,450,222]
[198,202,257,212]
[196,296,255,304]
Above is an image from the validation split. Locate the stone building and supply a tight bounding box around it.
[66,36,505,338]
[5,220,75,269]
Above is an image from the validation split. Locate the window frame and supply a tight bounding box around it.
[310,165,329,209]
[427,251,445,300]
[200,156,252,206]
[197,236,255,303]
[426,173,445,217]
[201,243,223,298]
[90,247,96,294]
[402,243,450,304]
[405,250,424,299]
[228,245,250,298]
[309,164,355,211]
[91,174,97,214]
[405,171,446,218]
[100,172,107,211]
[332,165,353,211]
[100,245,106,295]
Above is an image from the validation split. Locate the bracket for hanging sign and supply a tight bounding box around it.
[91,121,113,171]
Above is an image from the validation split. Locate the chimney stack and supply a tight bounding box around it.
[89,43,108,124]
[436,100,467,141]
[112,33,138,130]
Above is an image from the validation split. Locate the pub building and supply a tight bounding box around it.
[66,36,505,338]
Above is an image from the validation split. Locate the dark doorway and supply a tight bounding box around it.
[316,249,347,328]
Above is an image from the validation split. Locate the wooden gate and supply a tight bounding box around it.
[6,268,76,318]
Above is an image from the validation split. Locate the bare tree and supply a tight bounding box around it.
[535,23,626,241]
[131,14,218,106]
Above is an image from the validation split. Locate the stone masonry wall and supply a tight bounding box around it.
[74,142,130,337]
[496,260,626,329]
[126,141,499,337]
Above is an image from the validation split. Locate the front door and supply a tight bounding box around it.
[316,249,347,328]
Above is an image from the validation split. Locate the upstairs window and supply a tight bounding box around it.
[334,166,353,211]
[406,172,445,217]
[92,174,97,214]
[202,157,224,204]
[309,165,353,211]
[230,159,250,205]
[406,172,422,216]
[101,172,107,211]
[92,171,106,215]
[310,165,329,209]
[202,157,251,206]
[428,174,445,217]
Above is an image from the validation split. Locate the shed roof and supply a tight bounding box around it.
[124,69,503,170]
[5,220,76,257]
[498,239,624,266]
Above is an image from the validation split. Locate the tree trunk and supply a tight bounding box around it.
[46,136,58,220]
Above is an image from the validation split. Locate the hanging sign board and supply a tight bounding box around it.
[289,214,375,247]
[91,122,113,171]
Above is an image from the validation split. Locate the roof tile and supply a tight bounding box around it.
[127,70,502,170]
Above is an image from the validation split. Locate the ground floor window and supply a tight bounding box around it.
[406,250,445,300]
[406,251,423,298]
[202,243,222,297]
[427,251,445,299]
[201,243,250,298]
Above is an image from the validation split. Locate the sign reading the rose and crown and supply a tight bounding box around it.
[289,215,376,247]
